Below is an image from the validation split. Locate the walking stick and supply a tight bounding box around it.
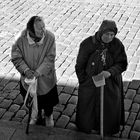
[100,85,104,140]
[26,100,33,134]
[92,74,105,140]
[24,77,38,134]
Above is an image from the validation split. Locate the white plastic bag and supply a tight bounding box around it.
[24,77,38,122]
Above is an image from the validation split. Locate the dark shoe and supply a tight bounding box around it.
[36,116,45,126]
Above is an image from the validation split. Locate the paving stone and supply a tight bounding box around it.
[121,125,131,139]
[131,103,140,113]
[137,112,140,120]
[57,86,64,95]
[130,131,140,140]
[59,93,71,105]
[0,108,6,118]
[125,111,130,123]
[130,56,140,64]
[137,87,140,94]
[66,122,77,131]
[0,75,12,87]
[8,104,20,113]
[129,80,140,89]
[22,114,28,124]
[66,77,78,88]
[0,91,10,98]
[20,105,28,113]
[13,94,23,105]
[125,89,136,100]
[133,72,140,80]
[14,110,26,119]
[61,61,71,68]
[63,84,75,95]
[54,104,65,112]
[124,99,132,111]
[134,94,140,104]
[3,81,18,91]
[123,71,134,81]
[53,111,61,121]
[57,74,69,85]
[0,99,12,109]
[73,89,78,96]
[0,97,4,104]
[63,104,76,116]
[133,120,140,132]
[6,90,19,100]
[123,81,130,93]
[70,112,76,123]
[126,112,137,125]
[68,96,78,105]
[1,111,14,121]
[127,63,137,72]
[55,115,70,128]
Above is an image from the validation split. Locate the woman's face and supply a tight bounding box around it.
[34,19,45,38]
[101,31,115,43]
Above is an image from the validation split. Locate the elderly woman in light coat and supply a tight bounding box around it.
[11,16,59,126]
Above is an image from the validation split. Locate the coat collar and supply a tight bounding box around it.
[27,31,45,45]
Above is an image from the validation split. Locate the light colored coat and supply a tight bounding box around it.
[11,29,57,95]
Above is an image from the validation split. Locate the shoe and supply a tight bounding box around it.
[36,116,45,126]
[45,114,54,127]
[29,119,36,125]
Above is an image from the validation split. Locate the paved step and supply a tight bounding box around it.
[0,120,129,140]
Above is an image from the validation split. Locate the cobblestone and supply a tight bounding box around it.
[0,99,12,109]
[8,104,20,113]
[131,103,140,113]
[130,131,140,140]
[55,115,70,128]
[133,120,140,132]
[0,108,6,118]
[1,111,14,121]
[125,89,136,100]
[126,112,137,126]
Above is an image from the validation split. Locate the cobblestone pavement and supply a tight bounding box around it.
[0,0,140,139]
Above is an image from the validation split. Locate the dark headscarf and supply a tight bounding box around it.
[26,16,42,42]
[96,20,118,42]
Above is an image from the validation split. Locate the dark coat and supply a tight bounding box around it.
[75,21,128,135]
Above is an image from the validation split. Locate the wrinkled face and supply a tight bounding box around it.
[34,19,45,38]
[101,31,115,43]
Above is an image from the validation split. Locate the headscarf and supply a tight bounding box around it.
[96,20,118,43]
[26,16,42,42]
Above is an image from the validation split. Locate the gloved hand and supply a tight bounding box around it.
[101,71,111,79]
[24,69,34,79]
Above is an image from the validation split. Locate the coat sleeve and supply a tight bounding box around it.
[11,39,29,75]
[36,38,56,76]
[75,41,91,83]
[107,40,128,76]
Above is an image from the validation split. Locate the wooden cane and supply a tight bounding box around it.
[100,85,104,140]
[26,101,33,134]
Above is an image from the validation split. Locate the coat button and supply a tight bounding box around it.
[92,62,95,66]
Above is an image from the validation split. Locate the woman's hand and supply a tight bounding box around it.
[24,69,34,79]
[101,71,111,79]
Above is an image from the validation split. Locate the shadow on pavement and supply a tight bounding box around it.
[0,75,140,139]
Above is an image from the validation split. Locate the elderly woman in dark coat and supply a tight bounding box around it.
[75,20,128,135]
